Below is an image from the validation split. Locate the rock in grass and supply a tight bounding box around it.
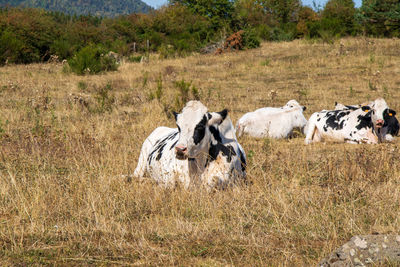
[319,235,400,266]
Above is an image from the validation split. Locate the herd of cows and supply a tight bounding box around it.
[133,98,399,189]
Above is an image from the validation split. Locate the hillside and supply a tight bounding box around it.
[0,0,152,17]
[1,38,400,265]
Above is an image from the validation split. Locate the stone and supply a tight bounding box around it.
[353,236,368,249]
[319,235,400,266]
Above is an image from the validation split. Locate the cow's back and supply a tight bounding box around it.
[237,108,305,138]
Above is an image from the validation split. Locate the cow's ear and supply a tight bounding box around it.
[207,109,228,125]
[389,109,396,116]
[362,106,371,112]
[173,111,179,121]
[217,109,228,122]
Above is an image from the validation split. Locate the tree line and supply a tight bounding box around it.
[0,0,399,66]
[0,0,152,17]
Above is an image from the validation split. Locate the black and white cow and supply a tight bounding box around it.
[334,101,399,142]
[133,101,246,189]
[236,99,307,138]
[304,98,393,144]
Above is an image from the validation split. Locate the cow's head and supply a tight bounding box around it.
[284,99,306,111]
[369,98,395,130]
[173,101,227,160]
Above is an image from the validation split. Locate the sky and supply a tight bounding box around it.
[142,0,362,9]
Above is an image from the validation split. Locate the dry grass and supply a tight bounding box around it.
[1,37,400,265]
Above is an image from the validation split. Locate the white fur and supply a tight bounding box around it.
[236,99,307,138]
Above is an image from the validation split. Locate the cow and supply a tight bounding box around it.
[133,101,246,189]
[236,99,307,139]
[334,101,399,142]
[304,98,394,144]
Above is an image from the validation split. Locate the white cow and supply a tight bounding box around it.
[133,101,246,189]
[305,98,392,144]
[236,99,307,138]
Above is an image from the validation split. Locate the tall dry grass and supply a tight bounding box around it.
[1,37,400,265]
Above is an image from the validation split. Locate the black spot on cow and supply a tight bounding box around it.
[173,111,179,121]
[148,131,178,164]
[207,124,237,164]
[193,115,208,145]
[239,149,246,172]
[170,139,178,150]
[209,125,222,143]
[355,112,373,130]
[383,108,399,136]
[345,105,358,111]
[317,118,321,122]
[322,110,349,131]
[208,143,236,163]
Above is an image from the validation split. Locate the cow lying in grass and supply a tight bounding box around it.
[334,101,399,142]
[305,98,395,144]
[236,100,307,138]
[133,101,246,189]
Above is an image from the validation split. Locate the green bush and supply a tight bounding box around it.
[68,45,118,75]
[158,44,175,59]
[242,28,261,49]
[128,54,144,63]
[50,39,74,59]
[270,27,296,42]
[0,30,25,64]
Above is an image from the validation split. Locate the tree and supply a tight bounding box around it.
[169,0,234,29]
[322,0,356,35]
[296,6,319,37]
[358,0,400,37]
[261,0,301,24]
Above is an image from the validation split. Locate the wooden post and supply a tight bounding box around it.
[147,39,149,51]
[133,42,136,53]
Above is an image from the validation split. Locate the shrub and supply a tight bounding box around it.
[68,45,118,75]
[0,30,25,64]
[128,54,144,62]
[270,27,296,41]
[50,39,74,60]
[94,83,115,113]
[158,44,175,59]
[242,28,261,49]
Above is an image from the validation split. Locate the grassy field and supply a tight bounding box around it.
[1,37,400,265]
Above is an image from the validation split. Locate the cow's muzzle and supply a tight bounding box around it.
[375,119,384,128]
[175,145,188,160]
